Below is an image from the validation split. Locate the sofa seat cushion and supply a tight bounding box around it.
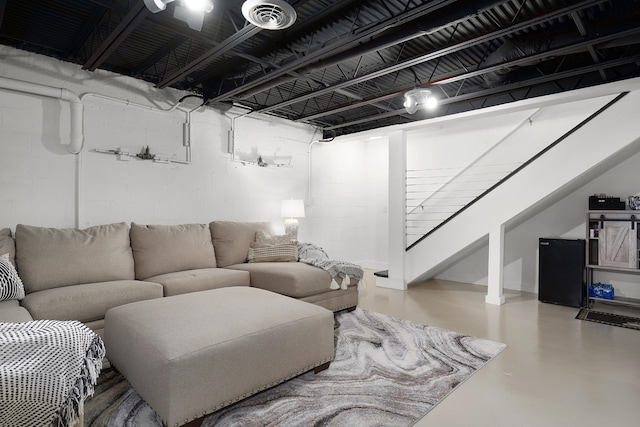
[226,262,337,298]
[15,223,135,293]
[0,300,33,323]
[146,268,250,297]
[20,280,163,323]
[130,223,217,280]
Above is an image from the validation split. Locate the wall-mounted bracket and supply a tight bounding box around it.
[93,146,190,164]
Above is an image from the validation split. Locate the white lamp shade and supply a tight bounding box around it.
[281,199,305,218]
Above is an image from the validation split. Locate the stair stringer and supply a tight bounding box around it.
[405,89,640,285]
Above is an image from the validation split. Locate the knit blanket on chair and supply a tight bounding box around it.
[298,242,364,290]
[0,320,105,427]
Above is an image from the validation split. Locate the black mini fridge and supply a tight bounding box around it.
[538,238,585,308]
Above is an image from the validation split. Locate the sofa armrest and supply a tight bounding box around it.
[0,300,33,323]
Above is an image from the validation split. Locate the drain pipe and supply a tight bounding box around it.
[307,130,335,206]
[0,76,83,154]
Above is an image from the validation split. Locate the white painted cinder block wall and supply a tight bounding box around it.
[3,44,640,289]
[304,137,388,269]
[0,45,374,264]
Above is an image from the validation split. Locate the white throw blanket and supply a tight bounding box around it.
[298,242,365,290]
[0,320,105,427]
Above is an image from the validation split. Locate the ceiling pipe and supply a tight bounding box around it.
[0,76,84,154]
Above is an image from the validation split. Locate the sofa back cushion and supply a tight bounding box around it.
[130,223,217,280]
[15,222,135,293]
[210,221,273,267]
[0,228,15,266]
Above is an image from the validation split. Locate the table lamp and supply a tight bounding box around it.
[281,199,305,238]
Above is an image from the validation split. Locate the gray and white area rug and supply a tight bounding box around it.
[85,309,506,426]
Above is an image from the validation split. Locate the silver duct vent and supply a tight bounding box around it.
[242,0,297,30]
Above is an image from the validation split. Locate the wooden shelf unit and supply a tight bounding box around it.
[585,210,640,310]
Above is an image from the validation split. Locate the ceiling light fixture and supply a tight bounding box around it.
[403,88,438,114]
[143,0,213,31]
[143,0,213,14]
[242,0,297,30]
[143,0,169,12]
[183,0,214,13]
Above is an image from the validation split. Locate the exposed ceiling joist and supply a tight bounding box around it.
[257,0,610,115]
[156,24,262,88]
[0,1,6,31]
[83,2,149,71]
[210,0,490,102]
[323,54,640,132]
[0,0,638,137]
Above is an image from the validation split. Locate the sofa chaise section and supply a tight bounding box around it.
[15,223,163,335]
[130,223,250,296]
[211,221,358,312]
[226,262,359,312]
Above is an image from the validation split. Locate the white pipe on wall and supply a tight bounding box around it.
[80,92,200,163]
[0,76,84,154]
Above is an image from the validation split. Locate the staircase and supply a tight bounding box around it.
[404,88,640,285]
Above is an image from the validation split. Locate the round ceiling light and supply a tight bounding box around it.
[242,0,297,30]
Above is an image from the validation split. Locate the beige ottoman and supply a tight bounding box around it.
[104,287,334,427]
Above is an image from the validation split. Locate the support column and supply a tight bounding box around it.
[377,131,407,290]
[485,223,506,305]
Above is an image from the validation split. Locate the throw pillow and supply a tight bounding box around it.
[0,253,25,301]
[255,229,296,245]
[247,243,298,263]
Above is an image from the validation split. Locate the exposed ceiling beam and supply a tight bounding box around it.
[209,0,487,103]
[321,54,640,132]
[228,51,365,101]
[189,0,366,91]
[0,0,6,31]
[154,0,322,90]
[131,35,189,78]
[297,25,640,124]
[571,11,607,80]
[156,24,262,88]
[256,0,609,115]
[83,2,149,71]
[65,4,109,61]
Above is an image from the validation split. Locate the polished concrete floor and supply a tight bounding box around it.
[356,270,640,427]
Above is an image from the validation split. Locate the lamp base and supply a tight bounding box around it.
[284,218,299,239]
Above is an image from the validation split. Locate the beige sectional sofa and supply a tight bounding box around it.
[0,221,358,336]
